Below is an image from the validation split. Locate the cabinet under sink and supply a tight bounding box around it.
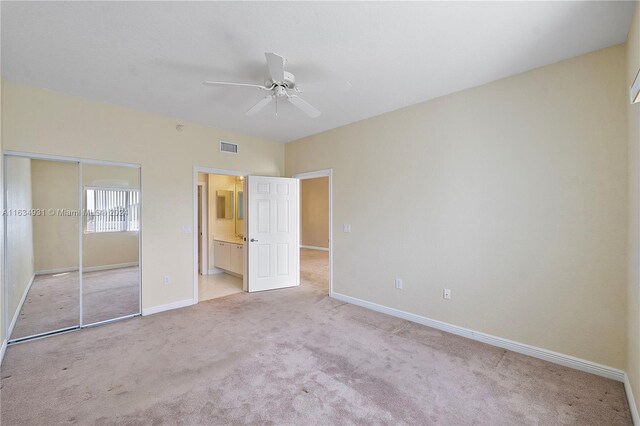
[213,239,244,275]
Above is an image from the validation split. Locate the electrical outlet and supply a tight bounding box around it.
[163,275,171,286]
[395,278,403,289]
[343,224,352,233]
[443,288,451,300]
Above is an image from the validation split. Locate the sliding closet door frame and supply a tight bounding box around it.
[79,163,84,326]
[3,150,142,342]
[4,154,7,342]
[80,162,142,327]
[3,152,81,343]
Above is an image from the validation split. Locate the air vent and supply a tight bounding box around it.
[220,141,239,154]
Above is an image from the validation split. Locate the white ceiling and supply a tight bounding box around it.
[1,1,635,143]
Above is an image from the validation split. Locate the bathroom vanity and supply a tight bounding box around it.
[213,236,244,275]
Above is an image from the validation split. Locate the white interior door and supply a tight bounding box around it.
[247,176,299,292]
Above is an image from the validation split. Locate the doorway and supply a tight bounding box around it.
[193,168,246,302]
[294,169,333,296]
[193,168,317,301]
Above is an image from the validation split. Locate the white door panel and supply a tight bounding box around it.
[247,176,299,292]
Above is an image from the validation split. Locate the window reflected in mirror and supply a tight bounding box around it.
[237,191,244,220]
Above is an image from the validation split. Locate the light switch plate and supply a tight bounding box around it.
[182,225,192,234]
[343,224,351,233]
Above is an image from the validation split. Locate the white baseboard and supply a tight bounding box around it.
[36,266,77,275]
[36,262,139,275]
[625,373,640,425]
[85,262,138,272]
[0,339,7,365]
[142,298,194,316]
[207,268,224,275]
[331,292,625,382]
[7,274,36,339]
[301,245,329,252]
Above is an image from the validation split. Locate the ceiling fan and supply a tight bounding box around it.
[202,52,349,118]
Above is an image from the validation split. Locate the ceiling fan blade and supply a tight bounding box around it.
[246,95,274,116]
[265,52,285,84]
[203,81,267,89]
[288,95,321,118]
[296,81,352,93]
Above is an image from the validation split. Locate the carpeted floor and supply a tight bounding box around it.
[11,267,139,340]
[0,252,631,425]
[300,248,329,293]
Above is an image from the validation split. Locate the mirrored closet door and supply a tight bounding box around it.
[82,163,140,325]
[4,154,141,343]
[5,156,80,341]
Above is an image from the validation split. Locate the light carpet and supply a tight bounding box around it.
[10,267,139,340]
[300,248,329,293]
[0,254,631,424]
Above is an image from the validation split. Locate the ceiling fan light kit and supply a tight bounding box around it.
[203,52,327,118]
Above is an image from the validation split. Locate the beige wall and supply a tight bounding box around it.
[286,45,628,369]
[627,1,640,411]
[30,160,139,272]
[83,232,138,268]
[301,177,329,248]
[5,157,34,330]
[31,160,79,272]
[82,163,139,269]
[1,80,284,309]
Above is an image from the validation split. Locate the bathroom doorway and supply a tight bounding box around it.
[294,169,333,296]
[194,168,246,302]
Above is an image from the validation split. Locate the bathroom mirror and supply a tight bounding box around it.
[237,191,244,220]
[216,190,234,219]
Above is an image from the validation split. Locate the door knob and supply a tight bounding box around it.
[250,238,258,242]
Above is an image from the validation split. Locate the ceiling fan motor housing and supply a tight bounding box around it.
[267,71,296,90]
